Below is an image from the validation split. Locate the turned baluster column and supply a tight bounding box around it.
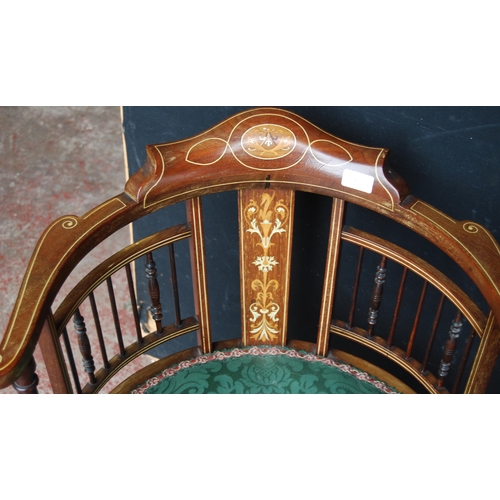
[73,308,97,385]
[367,256,387,337]
[437,311,463,389]
[13,356,39,394]
[145,252,163,334]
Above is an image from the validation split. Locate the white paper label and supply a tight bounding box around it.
[341,169,374,194]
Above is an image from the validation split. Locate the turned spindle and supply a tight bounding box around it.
[347,247,364,329]
[145,252,163,334]
[437,311,463,389]
[168,244,182,327]
[73,308,97,385]
[367,256,387,337]
[12,356,39,394]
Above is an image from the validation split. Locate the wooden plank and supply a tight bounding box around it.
[186,197,212,354]
[38,314,72,393]
[465,312,500,393]
[317,198,345,356]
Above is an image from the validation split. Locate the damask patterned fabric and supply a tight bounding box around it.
[133,347,399,394]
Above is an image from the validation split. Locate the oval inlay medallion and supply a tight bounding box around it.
[241,124,296,160]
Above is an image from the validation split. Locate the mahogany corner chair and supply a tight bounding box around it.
[2,107,500,394]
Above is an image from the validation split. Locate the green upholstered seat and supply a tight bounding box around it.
[132,346,398,394]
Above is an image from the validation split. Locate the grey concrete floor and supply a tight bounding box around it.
[0,107,131,393]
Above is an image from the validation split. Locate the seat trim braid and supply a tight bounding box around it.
[130,346,400,394]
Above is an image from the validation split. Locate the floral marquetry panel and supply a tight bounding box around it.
[239,189,295,346]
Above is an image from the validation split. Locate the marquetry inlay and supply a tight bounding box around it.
[239,189,294,346]
[241,124,296,160]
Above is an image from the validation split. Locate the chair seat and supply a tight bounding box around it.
[131,346,399,394]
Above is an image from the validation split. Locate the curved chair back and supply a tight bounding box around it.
[1,108,499,393]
